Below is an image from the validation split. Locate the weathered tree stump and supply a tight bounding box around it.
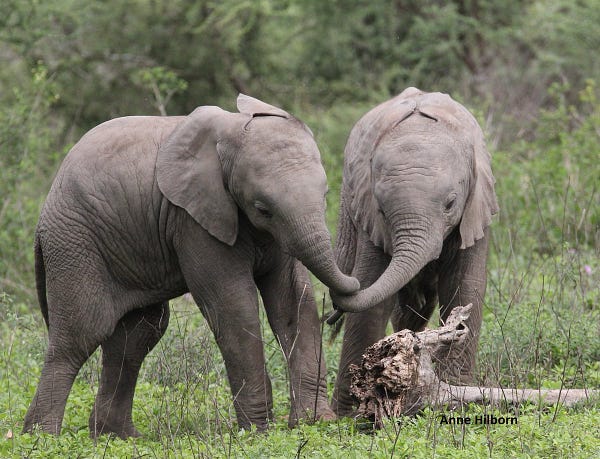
[349,305,599,427]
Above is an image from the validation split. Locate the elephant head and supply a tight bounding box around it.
[157,94,360,295]
[331,88,497,312]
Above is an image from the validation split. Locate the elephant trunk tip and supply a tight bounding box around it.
[337,276,360,295]
[297,249,360,294]
[326,309,344,325]
[285,219,360,295]
[330,288,379,313]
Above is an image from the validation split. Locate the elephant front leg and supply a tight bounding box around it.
[177,234,275,430]
[256,255,334,426]
[188,282,273,429]
[333,302,395,417]
[437,228,490,384]
[332,236,394,417]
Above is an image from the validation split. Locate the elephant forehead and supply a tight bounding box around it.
[246,155,326,182]
[233,136,326,187]
[243,117,317,149]
[240,131,322,168]
[262,170,328,197]
[374,135,471,171]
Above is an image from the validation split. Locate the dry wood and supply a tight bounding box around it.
[349,304,599,426]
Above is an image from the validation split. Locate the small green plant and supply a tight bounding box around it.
[132,66,188,116]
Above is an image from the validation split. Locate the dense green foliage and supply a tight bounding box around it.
[1,0,598,457]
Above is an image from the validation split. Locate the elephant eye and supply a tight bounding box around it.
[254,201,273,219]
[444,196,456,212]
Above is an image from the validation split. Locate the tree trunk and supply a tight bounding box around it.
[349,305,599,427]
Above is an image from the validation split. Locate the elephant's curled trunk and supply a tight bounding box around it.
[332,224,442,313]
[286,218,360,295]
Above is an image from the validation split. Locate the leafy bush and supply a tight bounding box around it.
[492,79,599,254]
[0,65,63,302]
[481,79,600,390]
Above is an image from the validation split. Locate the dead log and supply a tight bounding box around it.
[349,304,599,427]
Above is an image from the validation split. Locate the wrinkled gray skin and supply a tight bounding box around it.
[330,88,498,416]
[23,95,360,438]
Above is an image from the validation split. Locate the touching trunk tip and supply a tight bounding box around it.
[326,309,344,325]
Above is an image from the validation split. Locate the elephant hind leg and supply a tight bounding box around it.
[23,330,101,435]
[89,302,170,439]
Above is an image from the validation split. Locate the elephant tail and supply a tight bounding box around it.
[34,234,49,329]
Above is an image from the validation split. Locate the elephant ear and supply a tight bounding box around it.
[458,129,499,249]
[236,94,314,136]
[236,94,291,118]
[157,106,238,246]
[346,91,421,253]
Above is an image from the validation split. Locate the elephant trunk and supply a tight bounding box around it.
[332,215,442,312]
[284,216,360,295]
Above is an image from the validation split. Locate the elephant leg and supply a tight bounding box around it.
[24,338,99,435]
[177,240,273,430]
[89,302,170,439]
[391,265,439,332]
[256,254,334,426]
[197,286,272,430]
[437,228,490,384]
[23,281,113,435]
[332,235,393,417]
[333,301,394,416]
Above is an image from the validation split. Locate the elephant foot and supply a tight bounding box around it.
[236,417,271,432]
[312,399,337,422]
[22,414,62,436]
[89,412,141,439]
[332,404,356,419]
[316,407,337,422]
[235,406,273,432]
[288,401,337,427]
[331,392,358,419]
[315,408,338,421]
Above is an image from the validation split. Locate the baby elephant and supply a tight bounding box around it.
[24,95,359,438]
[329,88,498,416]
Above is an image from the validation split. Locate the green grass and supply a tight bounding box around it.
[4,406,600,458]
[2,255,599,459]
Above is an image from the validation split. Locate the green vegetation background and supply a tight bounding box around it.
[1,1,598,457]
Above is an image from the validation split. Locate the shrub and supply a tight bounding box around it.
[0,65,63,303]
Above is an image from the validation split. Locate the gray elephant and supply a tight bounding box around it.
[23,95,360,438]
[329,88,498,416]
